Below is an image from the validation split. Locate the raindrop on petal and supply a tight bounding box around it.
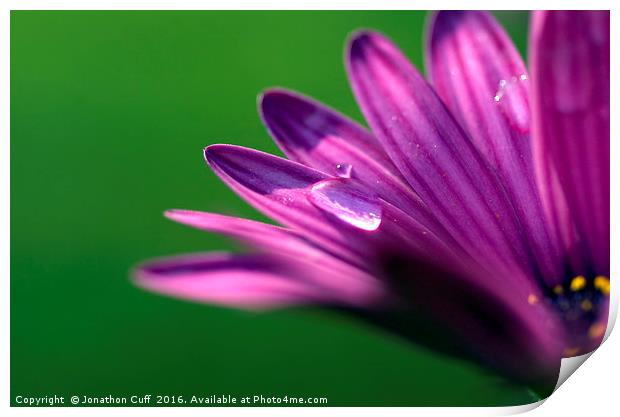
[307,178,382,231]
[335,163,353,178]
[493,74,530,131]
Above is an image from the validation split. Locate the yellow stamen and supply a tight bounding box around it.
[594,276,610,295]
[588,323,606,339]
[570,275,587,291]
[553,285,564,295]
[580,299,593,311]
[564,347,580,357]
[527,294,539,305]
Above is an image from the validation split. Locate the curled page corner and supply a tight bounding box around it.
[501,350,602,415]
[551,304,616,393]
[553,352,593,391]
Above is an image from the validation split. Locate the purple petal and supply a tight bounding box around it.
[259,88,454,244]
[427,11,562,284]
[164,209,385,295]
[308,178,467,269]
[165,209,333,262]
[260,88,402,179]
[205,145,465,272]
[135,252,390,309]
[530,11,610,276]
[346,31,536,281]
[204,144,360,264]
[135,253,330,309]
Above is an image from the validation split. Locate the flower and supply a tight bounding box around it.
[135,11,609,388]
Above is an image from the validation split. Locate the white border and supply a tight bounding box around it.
[0,0,617,10]
[2,2,617,416]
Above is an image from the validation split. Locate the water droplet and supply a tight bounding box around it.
[335,163,353,178]
[388,115,400,126]
[493,74,530,131]
[307,179,382,231]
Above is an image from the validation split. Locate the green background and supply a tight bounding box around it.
[11,11,531,406]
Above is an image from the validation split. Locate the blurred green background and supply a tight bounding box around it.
[11,11,531,406]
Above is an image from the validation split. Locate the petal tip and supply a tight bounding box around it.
[429,10,489,45]
[258,87,286,110]
[204,143,236,167]
[347,29,382,60]
[346,30,402,74]
[203,145,214,163]
[259,87,298,118]
[164,208,193,221]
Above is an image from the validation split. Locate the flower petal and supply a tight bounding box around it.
[163,209,384,295]
[530,11,610,276]
[346,31,536,281]
[308,178,466,269]
[204,145,464,272]
[260,88,402,178]
[135,253,327,308]
[165,209,336,264]
[427,11,561,283]
[259,88,454,245]
[204,144,358,263]
[135,252,388,309]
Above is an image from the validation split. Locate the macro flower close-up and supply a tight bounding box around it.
[135,10,610,394]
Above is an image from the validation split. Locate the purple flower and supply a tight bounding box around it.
[135,11,609,387]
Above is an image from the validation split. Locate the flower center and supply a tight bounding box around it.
[528,275,610,356]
